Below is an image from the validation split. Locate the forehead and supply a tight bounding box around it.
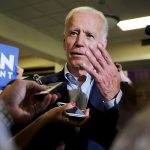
[68,12,103,32]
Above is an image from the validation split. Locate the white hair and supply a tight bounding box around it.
[64,6,108,40]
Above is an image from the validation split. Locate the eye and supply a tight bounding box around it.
[70,31,78,37]
[86,33,94,39]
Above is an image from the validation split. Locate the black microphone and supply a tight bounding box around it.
[145,25,150,35]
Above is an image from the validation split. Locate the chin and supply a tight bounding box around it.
[69,57,89,66]
[72,63,81,69]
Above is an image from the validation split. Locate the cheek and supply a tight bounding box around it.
[64,38,75,50]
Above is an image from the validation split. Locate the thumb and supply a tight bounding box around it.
[84,108,90,116]
[64,102,76,110]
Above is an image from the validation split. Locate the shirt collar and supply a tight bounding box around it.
[64,63,93,84]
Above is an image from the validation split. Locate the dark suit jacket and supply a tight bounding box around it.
[11,70,136,150]
[34,70,119,150]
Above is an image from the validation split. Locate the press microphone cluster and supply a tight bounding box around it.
[145,25,150,35]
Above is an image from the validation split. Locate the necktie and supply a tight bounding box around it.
[66,73,87,110]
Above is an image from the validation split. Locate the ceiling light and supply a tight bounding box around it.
[117,16,150,31]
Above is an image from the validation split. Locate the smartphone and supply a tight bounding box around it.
[57,102,66,106]
[65,106,86,118]
[34,82,63,98]
[57,102,86,119]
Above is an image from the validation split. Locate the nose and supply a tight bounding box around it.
[75,33,85,47]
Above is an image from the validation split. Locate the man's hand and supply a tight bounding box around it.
[80,43,121,101]
[0,79,60,124]
[43,103,90,127]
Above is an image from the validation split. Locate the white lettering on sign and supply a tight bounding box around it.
[0,71,13,79]
[0,53,14,71]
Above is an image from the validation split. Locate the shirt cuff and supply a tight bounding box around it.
[0,100,14,128]
[103,90,123,109]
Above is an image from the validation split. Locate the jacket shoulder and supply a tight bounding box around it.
[41,69,65,84]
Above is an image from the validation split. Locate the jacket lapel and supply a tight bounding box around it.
[41,69,70,103]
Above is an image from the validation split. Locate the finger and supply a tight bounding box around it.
[84,108,90,116]
[64,103,74,109]
[13,107,33,124]
[68,116,90,127]
[25,80,47,93]
[80,59,100,80]
[46,93,61,105]
[52,93,61,100]
[35,96,51,113]
[88,44,118,78]
[88,44,107,70]
[85,49,104,75]
[97,43,113,65]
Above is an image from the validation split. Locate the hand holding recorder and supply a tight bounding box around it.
[34,82,63,100]
[57,102,90,126]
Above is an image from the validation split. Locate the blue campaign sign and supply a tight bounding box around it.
[0,44,19,90]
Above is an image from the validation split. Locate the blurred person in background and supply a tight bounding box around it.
[110,103,150,150]
[115,62,132,85]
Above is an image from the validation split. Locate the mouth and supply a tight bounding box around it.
[70,52,84,56]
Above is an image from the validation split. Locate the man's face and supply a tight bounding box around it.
[63,12,106,70]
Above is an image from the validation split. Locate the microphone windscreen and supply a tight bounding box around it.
[145,25,150,35]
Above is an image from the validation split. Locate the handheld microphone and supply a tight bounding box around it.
[145,25,150,35]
